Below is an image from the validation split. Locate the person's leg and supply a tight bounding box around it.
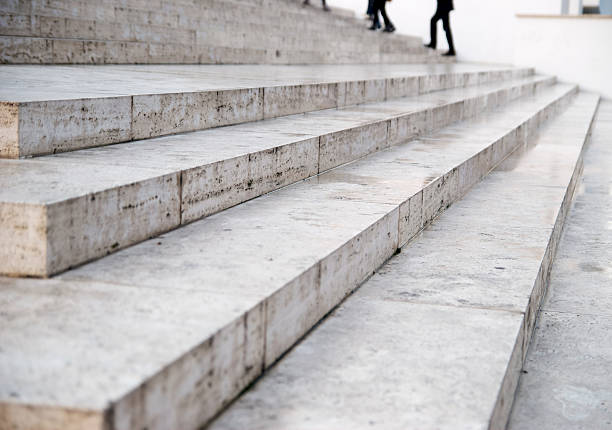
[367,0,375,16]
[380,0,395,31]
[369,0,381,29]
[427,12,441,48]
[442,12,455,55]
[321,0,330,11]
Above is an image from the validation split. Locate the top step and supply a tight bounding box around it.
[0,63,532,158]
[0,0,432,65]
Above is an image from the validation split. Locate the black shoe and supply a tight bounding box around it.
[383,25,396,33]
[303,0,310,5]
[369,22,381,30]
[442,50,456,57]
[322,5,330,11]
[424,43,435,49]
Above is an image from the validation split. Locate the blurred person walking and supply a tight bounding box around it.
[303,0,330,11]
[367,0,375,20]
[369,0,395,32]
[424,0,455,56]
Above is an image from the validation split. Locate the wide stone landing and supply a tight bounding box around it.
[0,86,585,430]
[508,101,612,429]
[0,73,557,277]
[207,93,600,430]
[0,63,531,157]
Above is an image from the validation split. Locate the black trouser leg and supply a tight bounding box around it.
[367,0,375,15]
[430,12,442,48]
[379,0,393,28]
[372,9,379,26]
[372,0,381,26]
[442,12,455,53]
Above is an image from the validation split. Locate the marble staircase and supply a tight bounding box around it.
[0,0,436,64]
[0,64,530,158]
[0,0,606,429]
[209,92,600,430]
[1,68,552,277]
[0,80,595,430]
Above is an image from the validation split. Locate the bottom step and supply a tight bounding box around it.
[508,101,612,429]
[209,92,600,430]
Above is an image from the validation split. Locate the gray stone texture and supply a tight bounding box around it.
[508,102,612,430]
[0,74,562,277]
[0,0,441,65]
[0,88,596,430]
[0,64,533,157]
[208,92,600,430]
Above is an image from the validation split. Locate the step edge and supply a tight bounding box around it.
[0,76,560,278]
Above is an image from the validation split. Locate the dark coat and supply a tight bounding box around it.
[437,0,454,13]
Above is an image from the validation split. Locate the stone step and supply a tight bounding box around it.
[0,10,416,48]
[0,36,447,66]
[0,63,521,158]
[208,91,601,430]
[0,74,557,278]
[0,0,418,45]
[0,83,579,430]
[0,0,377,35]
[507,101,612,430]
[0,0,426,64]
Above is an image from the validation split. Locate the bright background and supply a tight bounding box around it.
[329,0,611,98]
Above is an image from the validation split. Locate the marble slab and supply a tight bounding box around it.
[508,102,612,430]
[0,87,589,430]
[209,92,600,430]
[0,0,431,67]
[0,64,531,157]
[0,75,562,277]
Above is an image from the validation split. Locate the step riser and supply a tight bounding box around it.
[0,0,425,66]
[204,93,600,430]
[489,98,599,430]
[0,76,554,278]
[1,68,532,159]
[102,87,577,430]
[0,0,381,36]
[0,35,430,65]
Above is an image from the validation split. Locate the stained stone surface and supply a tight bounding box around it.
[0,63,531,157]
[0,75,561,277]
[207,93,599,430]
[508,102,612,430]
[0,89,590,430]
[0,64,526,102]
[0,0,432,65]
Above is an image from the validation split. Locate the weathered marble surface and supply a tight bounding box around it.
[0,75,561,277]
[508,102,612,430]
[0,0,430,66]
[0,89,590,430]
[208,93,600,430]
[0,64,531,157]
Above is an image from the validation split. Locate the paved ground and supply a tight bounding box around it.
[508,101,612,429]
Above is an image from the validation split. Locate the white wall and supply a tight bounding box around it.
[330,0,571,64]
[514,16,612,98]
[331,0,612,98]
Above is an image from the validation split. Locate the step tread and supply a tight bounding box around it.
[0,64,526,103]
[1,72,557,278]
[0,85,581,429]
[0,74,556,205]
[207,92,600,430]
[0,63,523,158]
[508,101,612,430]
[0,0,425,66]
